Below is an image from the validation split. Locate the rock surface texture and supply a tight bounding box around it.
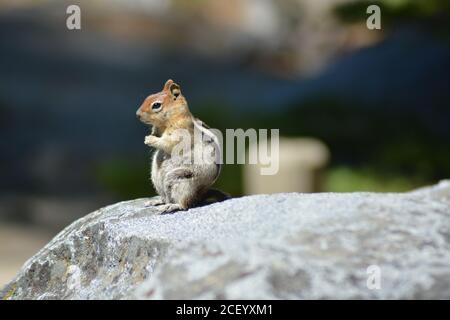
[2,181,450,299]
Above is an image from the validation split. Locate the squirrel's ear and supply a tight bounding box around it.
[163,79,181,98]
[169,82,181,99]
[163,79,174,91]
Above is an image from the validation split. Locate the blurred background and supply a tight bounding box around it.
[1,0,449,286]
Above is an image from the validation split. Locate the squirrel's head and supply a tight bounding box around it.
[136,79,189,129]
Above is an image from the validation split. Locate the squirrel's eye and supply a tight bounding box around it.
[151,102,162,110]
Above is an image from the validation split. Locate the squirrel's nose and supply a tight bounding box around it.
[136,112,141,120]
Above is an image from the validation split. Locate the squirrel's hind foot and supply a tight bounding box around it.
[144,196,165,207]
[144,197,186,214]
[157,203,186,214]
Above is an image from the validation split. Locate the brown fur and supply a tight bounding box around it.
[137,79,192,137]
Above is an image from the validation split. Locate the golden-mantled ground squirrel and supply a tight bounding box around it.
[136,79,229,213]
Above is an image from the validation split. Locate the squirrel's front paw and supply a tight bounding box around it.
[144,135,158,146]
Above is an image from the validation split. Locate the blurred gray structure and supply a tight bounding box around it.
[244,137,329,194]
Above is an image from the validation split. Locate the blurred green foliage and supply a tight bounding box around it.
[94,95,449,198]
[195,96,450,193]
[94,156,243,200]
[279,97,449,181]
[97,95,449,199]
[324,166,423,192]
[94,158,151,199]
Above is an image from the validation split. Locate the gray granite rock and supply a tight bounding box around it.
[2,181,450,299]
